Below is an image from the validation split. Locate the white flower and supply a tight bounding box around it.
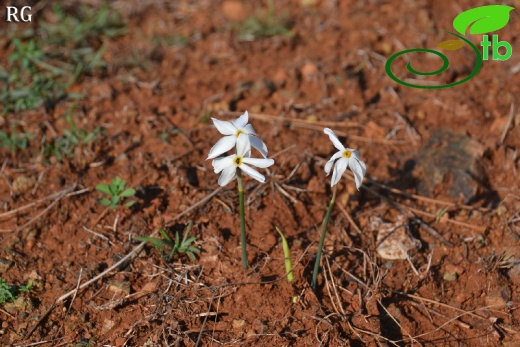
[212,135,274,186]
[323,128,366,189]
[207,111,268,160]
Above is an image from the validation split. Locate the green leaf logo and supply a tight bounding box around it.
[437,39,465,50]
[453,5,514,35]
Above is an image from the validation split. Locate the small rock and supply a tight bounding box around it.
[415,129,486,203]
[445,264,464,276]
[108,281,131,296]
[373,216,421,260]
[232,319,246,329]
[140,281,158,293]
[102,319,116,333]
[301,63,318,80]
[4,297,33,314]
[221,1,249,22]
[12,175,35,195]
[443,271,457,281]
[306,115,318,122]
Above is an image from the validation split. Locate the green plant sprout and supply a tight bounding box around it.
[0,128,32,154]
[0,278,32,303]
[134,221,200,261]
[96,176,136,209]
[435,206,450,224]
[208,111,274,269]
[311,128,366,290]
[96,176,136,231]
[234,0,293,41]
[43,111,101,162]
[275,227,294,283]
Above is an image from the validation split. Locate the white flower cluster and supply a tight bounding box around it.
[207,111,275,186]
[207,112,366,189]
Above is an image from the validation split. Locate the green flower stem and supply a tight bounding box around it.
[236,169,248,269]
[311,184,338,290]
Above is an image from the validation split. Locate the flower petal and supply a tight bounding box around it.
[212,155,234,173]
[232,111,249,129]
[242,124,257,136]
[324,151,343,175]
[242,157,274,168]
[207,135,236,159]
[331,157,348,187]
[212,118,236,135]
[324,128,345,151]
[240,163,266,183]
[349,149,366,176]
[218,166,236,186]
[349,157,365,190]
[236,133,251,157]
[249,135,268,158]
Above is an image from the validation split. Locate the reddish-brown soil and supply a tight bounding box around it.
[1,0,520,346]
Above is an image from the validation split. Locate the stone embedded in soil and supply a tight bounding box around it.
[443,271,457,281]
[108,281,131,295]
[414,129,486,203]
[372,216,421,260]
[4,297,33,314]
[232,319,246,329]
[12,175,35,195]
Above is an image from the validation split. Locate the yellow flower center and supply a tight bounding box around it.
[236,129,244,138]
[234,155,243,166]
[343,150,352,159]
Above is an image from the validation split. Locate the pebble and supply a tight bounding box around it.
[221,1,249,22]
[12,175,35,195]
[232,319,246,329]
[301,63,318,80]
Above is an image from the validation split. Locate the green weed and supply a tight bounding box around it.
[234,0,293,41]
[135,221,200,261]
[0,4,126,114]
[0,278,32,303]
[0,128,32,153]
[96,176,136,209]
[43,111,101,162]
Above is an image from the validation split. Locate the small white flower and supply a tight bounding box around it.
[212,135,274,186]
[323,128,366,189]
[207,111,268,160]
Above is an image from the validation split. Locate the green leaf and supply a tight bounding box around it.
[124,200,136,208]
[276,227,294,283]
[99,197,111,206]
[453,5,514,35]
[120,188,136,197]
[110,195,120,206]
[159,229,173,243]
[437,39,465,50]
[133,236,168,251]
[95,183,111,195]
